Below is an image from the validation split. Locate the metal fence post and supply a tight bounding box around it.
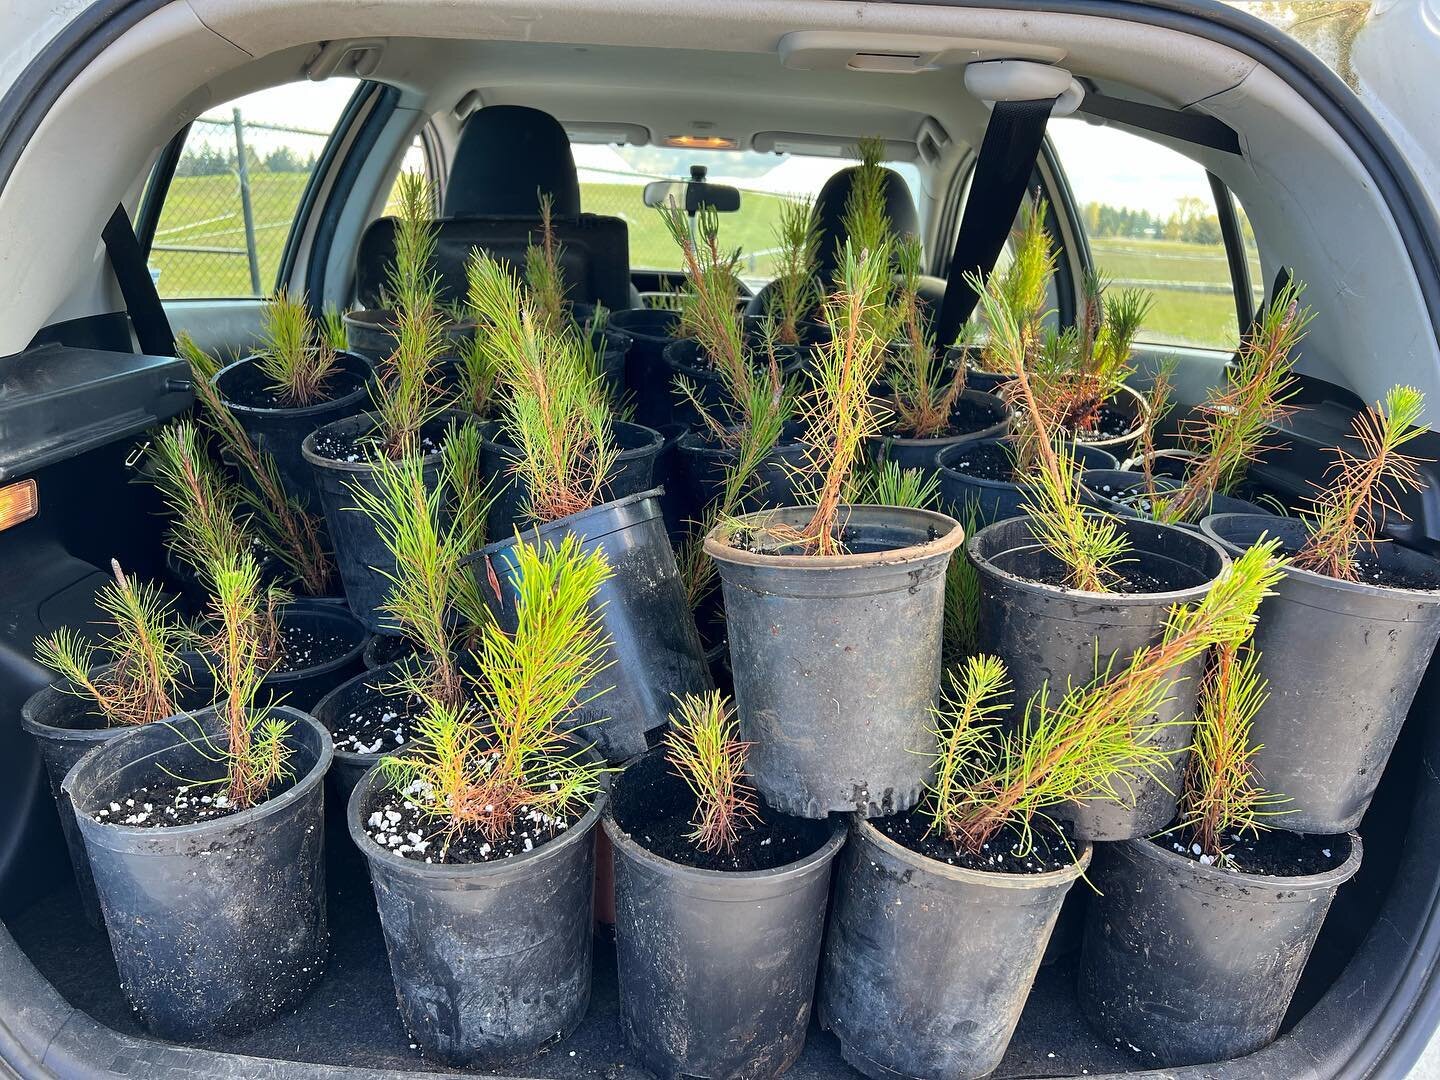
[232,107,263,295]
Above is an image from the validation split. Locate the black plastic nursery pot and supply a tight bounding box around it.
[60,706,331,1040]
[871,388,1011,473]
[967,515,1229,840]
[302,410,470,634]
[661,337,807,428]
[19,662,217,929]
[1080,469,1274,522]
[341,308,476,366]
[674,424,811,525]
[1079,832,1363,1067]
[347,764,600,1067]
[311,657,418,812]
[602,749,846,1080]
[818,816,1091,1080]
[361,630,417,669]
[704,504,965,818]
[262,599,369,712]
[213,351,373,506]
[1072,383,1149,455]
[477,418,665,539]
[937,438,1119,528]
[1202,513,1440,832]
[612,307,681,430]
[468,488,711,763]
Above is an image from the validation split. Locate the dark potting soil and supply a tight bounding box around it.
[1153,828,1350,877]
[1262,533,1440,592]
[945,439,1017,481]
[360,780,588,864]
[622,790,831,873]
[89,781,276,828]
[1016,557,1181,595]
[273,622,355,673]
[368,634,419,667]
[1068,403,1135,443]
[873,809,1080,874]
[890,396,1001,440]
[307,415,451,465]
[329,683,425,756]
[219,355,365,410]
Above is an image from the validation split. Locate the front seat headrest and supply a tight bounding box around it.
[443,105,582,219]
[812,165,919,281]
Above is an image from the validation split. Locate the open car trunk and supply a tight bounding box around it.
[3,2,1440,1078]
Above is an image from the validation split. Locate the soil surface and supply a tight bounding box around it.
[1068,402,1136,443]
[365,634,419,668]
[874,809,1079,874]
[617,772,832,872]
[328,681,425,756]
[888,395,1003,441]
[272,622,356,673]
[360,778,588,864]
[943,440,1017,482]
[1020,560,1180,595]
[307,414,450,464]
[1152,828,1349,877]
[90,782,266,828]
[219,355,365,410]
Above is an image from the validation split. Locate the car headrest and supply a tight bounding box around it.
[443,105,582,219]
[813,165,919,281]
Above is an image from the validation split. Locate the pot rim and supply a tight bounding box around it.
[263,600,369,685]
[21,659,218,743]
[702,504,965,570]
[1123,829,1363,892]
[1201,512,1440,602]
[879,388,1011,447]
[311,657,419,767]
[474,487,664,556]
[345,757,605,880]
[853,815,1092,889]
[608,307,680,340]
[300,408,471,473]
[936,437,1118,492]
[1073,383,1150,449]
[662,336,805,379]
[478,418,664,462]
[213,352,371,418]
[967,514,1229,605]
[601,755,847,885]
[62,707,333,840]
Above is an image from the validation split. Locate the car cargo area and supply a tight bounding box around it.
[3,3,1440,1079]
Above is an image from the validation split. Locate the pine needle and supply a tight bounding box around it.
[663,690,759,853]
[254,289,340,406]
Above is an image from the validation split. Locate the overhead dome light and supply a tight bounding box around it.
[662,134,738,150]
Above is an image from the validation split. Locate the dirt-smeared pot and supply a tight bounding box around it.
[262,600,368,712]
[62,707,330,1039]
[603,750,846,1080]
[348,763,599,1067]
[937,439,1118,528]
[613,308,682,430]
[303,410,471,634]
[967,515,1228,840]
[871,389,1011,473]
[478,419,665,539]
[705,505,965,818]
[1079,833,1362,1066]
[213,351,372,506]
[468,489,711,762]
[1201,513,1440,832]
[20,664,217,928]
[819,817,1090,1080]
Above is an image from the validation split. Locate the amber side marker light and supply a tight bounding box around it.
[0,480,38,531]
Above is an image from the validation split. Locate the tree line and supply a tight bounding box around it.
[1082,196,1223,246]
[175,144,316,178]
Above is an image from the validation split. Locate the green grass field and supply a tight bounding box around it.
[151,173,1257,352]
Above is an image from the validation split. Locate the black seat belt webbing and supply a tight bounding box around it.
[101,204,174,356]
[934,97,1057,349]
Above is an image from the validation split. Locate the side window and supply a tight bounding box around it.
[146,79,360,299]
[383,136,433,214]
[1047,117,1241,350]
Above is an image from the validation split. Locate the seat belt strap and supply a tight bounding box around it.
[101,204,174,356]
[933,97,1058,349]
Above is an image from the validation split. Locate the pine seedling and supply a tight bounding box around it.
[381,535,612,845]
[664,690,759,854]
[349,448,490,709]
[371,303,446,460]
[35,560,191,727]
[177,332,334,596]
[254,290,341,406]
[147,420,253,585]
[456,327,500,418]
[928,540,1285,855]
[972,199,1056,370]
[322,304,349,352]
[888,236,966,438]
[925,654,1012,843]
[843,459,940,509]
[1179,640,1288,861]
[768,197,820,345]
[204,552,292,810]
[974,275,1129,591]
[384,171,440,320]
[1156,282,1310,524]
[944,504,984,667]
[840,137,893,273]
[526,192,569,333]
[1136,359,1178,495]
[1294,385,1429,580]
[467,252,617,524]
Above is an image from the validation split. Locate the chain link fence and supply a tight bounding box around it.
[149,111,333,299]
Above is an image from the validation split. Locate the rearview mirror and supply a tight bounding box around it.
[642,179,741,213]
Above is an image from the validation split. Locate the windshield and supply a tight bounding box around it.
[570,143,924,282]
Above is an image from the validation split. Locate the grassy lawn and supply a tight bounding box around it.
[150,175,1256,353]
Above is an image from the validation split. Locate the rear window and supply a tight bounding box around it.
[570,144,923,282]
